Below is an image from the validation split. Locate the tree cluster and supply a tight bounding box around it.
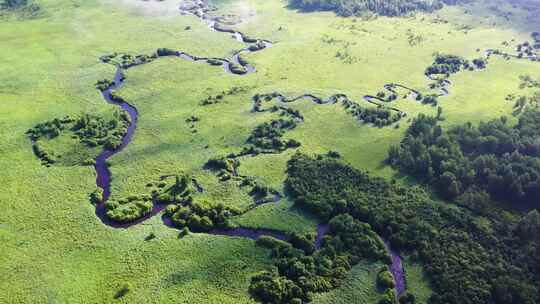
[248,41,267,52]
[516,41,538,58]
[200,86,251,106]
[248,118,301,152]
[420,93,438,105]
[377,267,398,304]
[250,213,389,304]
[288,0,462,17]
[153,174,241,232]
[165,201,240,232]
[240,177,280,204]
[2,0,26,9]
[100,52,156,69]
[424,54,472,76]
[342,99,404,127]
[27,112,129,166]
[27,116,73,141]
[205,153,280,204]
[105,173,194,223]
[156,48,179,57]
[285,153,539,304]
[26,116,74,166]
[105,195,153,222]
[472,57,487,69]
[205,156,240,181]
[95,79,114,92]
[229,62,248,75]
[532,32,540,49]
[388,109,540,208]
[72,112,130,150]
[519,74,540,89]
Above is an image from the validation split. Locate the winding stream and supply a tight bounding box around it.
[386,241,406,296]
[92,0,272,228]
[93,67,171,229]
[90,0,406,294]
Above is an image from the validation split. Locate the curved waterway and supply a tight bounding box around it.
[93,67,170,229]
[89,0,406,293]
[386,241,406,296]
[92,0,273,228]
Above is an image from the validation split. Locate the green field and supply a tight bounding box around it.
[2,0,540,302]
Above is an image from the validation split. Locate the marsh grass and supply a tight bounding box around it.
[2,0,540,302]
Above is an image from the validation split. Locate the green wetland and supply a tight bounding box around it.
[2,0,540,303]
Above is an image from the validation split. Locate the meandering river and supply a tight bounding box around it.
[91,0,406,296]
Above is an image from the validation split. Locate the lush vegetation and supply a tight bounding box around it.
[285,153,539,304]
[532,32,540,50]
[250,213,390,304]
[424,54,487,77]
[376,267,399,304]
[1,0,26,9]
[166,200,240,232]
[0,0,39,15]
[248,119,301,152]
[4,0,540,302]
[342,98,404,127]
[158,173,243,231]
[288,0,463,17]
[100,52,157,69]
[388,108,540,209]
[200,86,252,105]
[26,112,130,166]
[105,194,154,222]
[253,92,404,127]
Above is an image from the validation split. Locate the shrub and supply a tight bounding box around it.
[179,227,189,238]
[377,268,396,290]
[205,156,239,173]
[89,188,104,205]
[229,62,247,75]
[207,58,224,66]
[288,233,315,254]
[145,232,156,241]
[472,58,487,69]
[399,292,416,304]
[187,214,214,232]
[82,158,96,166]
[249,271,307,304]
[156,48,178,57]
[256,236,293,250]
[167,199,238,231]
[422,94,438,105]
[95,79,114,91]
[425,54,469,76]
[327,150,341,158]
[105,199,153,222]
[379,288,397,304]
[114,283,131,299]
[247,119,300,152]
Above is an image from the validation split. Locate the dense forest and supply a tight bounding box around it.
[388,108,540,210]
[288,0,464,17]
[281,153,539,304]
[1,0,26,9]
[250,212,391,304]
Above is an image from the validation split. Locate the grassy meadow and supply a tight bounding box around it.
[1,0,540,302]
